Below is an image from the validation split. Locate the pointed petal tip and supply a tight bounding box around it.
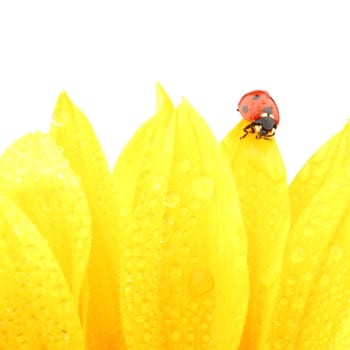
[58,90,70,101]
[55,91,74,111]
[155,82,174,114]
[177,97,194,113]
[180,96,190,105]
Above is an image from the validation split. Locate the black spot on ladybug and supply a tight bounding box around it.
[263,106,273,114]
[252,95,261,100]
[242,105,249,114]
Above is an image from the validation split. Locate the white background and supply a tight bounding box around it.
[0,1,349,183]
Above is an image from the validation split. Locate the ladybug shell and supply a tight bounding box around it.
[237,90,280,125]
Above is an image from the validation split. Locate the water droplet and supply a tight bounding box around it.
[170,330,181,341]
[188,269,215,297]
[189,302,198,311]
[192,176,215,200]
[151,174,167,191]
[179,206,190,219]
[12,224,24,236]
[52,110,69,127]
[199,323,208,332]
[159,281,171,300]
[320,273,330,288]
[144,332,152,342]
[135,314,144,323]
[169,265,183,280]
[290,245,305,263]
[205,313,213,322]
[134,204,144,217]
[141,157,152,171]
[280,297,288,306]
[189,216,198,227]
[170,306,181,318]
[184,345,194,350]
[181,245,191,256]
[286,318,297,329]
[202,334,210,342]
[302,223,315,237]
[181,317,189,326]
[189,200,201,211]
[178,159,191,173]
[304,271,313,281]
[186,333,195,342]
[132,231,143,244]
[163,213,174,227]
[286,275,298,286]
[329,245,343,261]
[163,192,181,207]
[273,338,285,349]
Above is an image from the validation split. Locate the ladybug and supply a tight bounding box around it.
[237,90,280,140]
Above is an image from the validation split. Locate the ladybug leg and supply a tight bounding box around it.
[257,127,276,140]
[240,122,256,140]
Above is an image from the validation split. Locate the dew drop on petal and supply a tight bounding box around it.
[188,269,215,297]
[290,245,306,263]
[169,265,183,280]
[286,275,298,286]
[304,271,313,281]
[192,176,215,200]
[181,245,191,256]
[280,297,288,306]
[151,174,167,191]
[62,329,70,341]
[189,200,201,211]
[177,159,191,173]
[320,273,330,288]
[170,330,181,341]
[144,332,152,342]
[52,110,69,127]
[159,280,171,301]
[273,338,285,349]
[163,192,181,207]
[286,318,297,330]
[186,333,195,342]
[329,245,343,261]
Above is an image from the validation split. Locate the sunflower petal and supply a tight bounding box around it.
[0,132,91,302]
[289,125,345,226]
[221,119,290,350]
[270,122,350,349]
[112,84,248,349]
[50,92,124,349]
[0,194,85,349]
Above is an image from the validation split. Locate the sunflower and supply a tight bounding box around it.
[0,84,349,350]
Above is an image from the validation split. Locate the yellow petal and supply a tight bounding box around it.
[221,119,290,350]
[271,122,350,349]
[335,302,350,348]
[0,194,85,349]
[0,132,91,303]
[289,125,345,226]
[50,92,124,349]
[113,84,248,350]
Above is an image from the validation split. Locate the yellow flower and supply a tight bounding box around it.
[0,83,350,349]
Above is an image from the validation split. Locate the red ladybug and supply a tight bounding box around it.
[237,90,280,140]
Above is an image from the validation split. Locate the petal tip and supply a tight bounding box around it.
[155,82,174,113]
[55,91,74,112]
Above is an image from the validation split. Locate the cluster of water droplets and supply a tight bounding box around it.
[118,148,218,349]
